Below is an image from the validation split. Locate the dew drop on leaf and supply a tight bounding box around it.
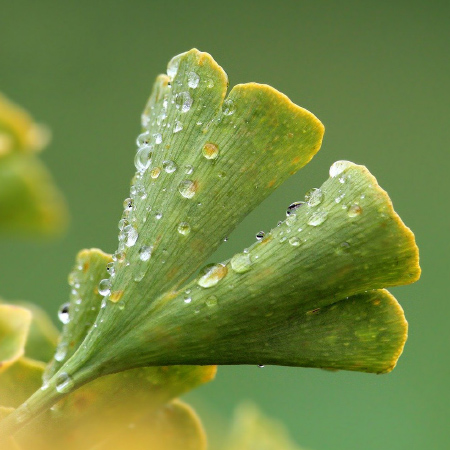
[223,98,236,116]
[256,231,265,240]
[177,221,191,235]
[289,237,301,247]
[150,167,161,179]
[198,263,228,288]
[123,225,139,247]
[138,245,153,261]
[98,279,111,296]
[163,160,177,173]
[329,160,353,178]
[58,303,70,324]
[188,71,200,88]
[178,180,197,198]
[286,201,304,216]
[173,121,183,133]
[230,252,252,273]
[55,372,74,394]
[307,210,328,226]
[305,188,324,207]
[54,341,68,362]
[205,296,218,307]
[348,204,363,217]
[202,142,219,160]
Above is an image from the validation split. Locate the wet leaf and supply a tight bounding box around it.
[76,162,417,374]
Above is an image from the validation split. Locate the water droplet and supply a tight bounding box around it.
[285,214,296,227]
[167,56,180,79]
[123,225,138,247]
[258,365,265,368]
[223,98,235,116]
[336,242,351,254]
[185,165,194,175]
[163,160,177,173]
[118,218,129,231]
[289,237,301,247]
[184,297,192,304]
[154,133,162,144]
[177,222,191,235]
[329,160,353,177]
[230,252,252,273]
[123,198,134,212]
[134,269,145,282]
[134,146,152,172]
[178,180,197,198]
[307,210,328,226]
[136,131,150,147]
[173,121,183,133]
[305,188,324,207]
[335,193,345,203]
[347,204,362,217]
[206,78,215,88]
[55,372,74,394]
[202,142,219,160]
[98,279,111,296]
[198,264,228,288]
[110,290,124,303]
[150,167,161,179]
[205,296,218,307]
[58,303,70,324]
[155,212,163,220]
[188,71,200,88]
[286,201,304,216]
[54,341,68,362]
[256,231,265,240]
[139,245,153,261]
[176,91,193,113]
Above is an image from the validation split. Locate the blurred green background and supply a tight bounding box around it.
[1,0,448,448]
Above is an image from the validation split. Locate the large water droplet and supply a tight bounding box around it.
[289,237,301,247]
[98,279,111,296]
[329,160,353,177]
[176,91,193,113]
[177,222,191,235]
[256,231,265,240]
[139,245,153,261]
[163,160,177,173]
[202,142,219,160]
[150,167,161,179]
[136,131,150,147]
[134,146,152,172]
[54,341,68,362]
[230,252,252,273]
[188,71,200,88]
[286,201,304,216]
[173,121,183,133]
[223,98,235,116]
[123,225,138,247]
[347,204,362,218]
[305,188,324,207]
[55,372,74,393]
[178,180,197,198]
[58,303,70,324]
[198,264,228,288]
[307,210,328,226]
[167,55,180,79]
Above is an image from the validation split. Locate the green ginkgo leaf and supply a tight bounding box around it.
[0,50,420,438]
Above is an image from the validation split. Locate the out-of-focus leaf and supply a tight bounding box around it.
[224,402,306,450]
[0,304,31,373]
[0,93,49,156]
[0,358,45,408]
[0,154,67,236]
[14,302,59,363]
[19,399,206,450]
